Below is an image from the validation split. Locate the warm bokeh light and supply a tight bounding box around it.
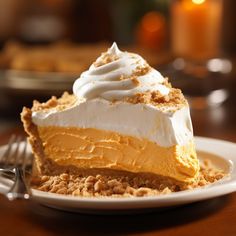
[172,0,222,60]
[135,11,166,51]
[192,0,206,5]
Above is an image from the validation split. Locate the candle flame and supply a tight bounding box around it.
[192,0,205,4]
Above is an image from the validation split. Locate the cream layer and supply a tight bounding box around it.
[32,99,193,147]
[37,126,199,183]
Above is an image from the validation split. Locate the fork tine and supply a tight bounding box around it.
[0,136,33,175]
[1,135,16,167]
[11,136,23,168]
[21,139,28,171]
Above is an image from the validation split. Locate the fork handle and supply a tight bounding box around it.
[6,167,31,201]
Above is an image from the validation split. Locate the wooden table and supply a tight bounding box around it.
[0,87,236,236]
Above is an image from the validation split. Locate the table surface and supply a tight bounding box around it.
[0,83,236,236]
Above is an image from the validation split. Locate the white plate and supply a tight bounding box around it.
[0,136,236,213]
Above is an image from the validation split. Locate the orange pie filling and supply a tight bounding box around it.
[37,126,199,184]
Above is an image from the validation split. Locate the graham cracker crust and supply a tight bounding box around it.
[31,159,225,198]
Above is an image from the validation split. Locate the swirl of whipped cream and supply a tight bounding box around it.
[73,42,169,101]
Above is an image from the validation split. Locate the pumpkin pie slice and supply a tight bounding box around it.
[21,43,199,188]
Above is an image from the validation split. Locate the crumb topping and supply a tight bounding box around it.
[31,92,77,112]
[30,86,186,113]
[93,52,119,67]
[133,64,151,77]
[118,64,151,81]
[31,160,225,198]
[125,88,186,108]
[131,77,140,86]
[118,64,151,85]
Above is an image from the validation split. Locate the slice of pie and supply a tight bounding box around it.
[21,43,199,188]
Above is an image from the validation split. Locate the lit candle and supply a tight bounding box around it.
[171,0,222,61]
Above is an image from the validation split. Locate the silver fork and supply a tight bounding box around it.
[0,135,20,175]
[0,135,32,200]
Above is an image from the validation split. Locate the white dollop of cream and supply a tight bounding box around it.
[73,42,169,101]
[32,43,194,147]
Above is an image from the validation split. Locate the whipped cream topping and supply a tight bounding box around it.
[32,43,194,147]
[32,100,193,147]
[73,42,169,101]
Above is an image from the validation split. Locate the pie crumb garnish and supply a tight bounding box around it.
[31,160,226,198]
[125,88,186,108]
[93,52,119,67]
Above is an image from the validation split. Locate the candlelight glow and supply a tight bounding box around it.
[141,12,164,33]
[192,0,205,4]
[136,11,166,50]
[172,0,222,60]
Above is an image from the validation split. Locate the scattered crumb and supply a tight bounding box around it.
[132,64,151,77]
[31,160,226,198]
[93,51,119,67]
[31,92,77,112]
[186,159,226,189]
[125,88,186,108]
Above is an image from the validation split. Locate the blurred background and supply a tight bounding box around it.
[0,0,235,138]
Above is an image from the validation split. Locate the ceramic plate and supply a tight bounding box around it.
[0,136,236,213]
